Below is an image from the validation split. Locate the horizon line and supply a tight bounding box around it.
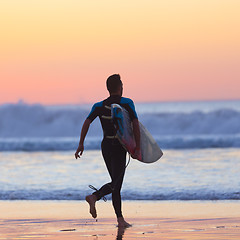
[1,98,240,106]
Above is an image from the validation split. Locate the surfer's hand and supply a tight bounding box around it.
[131,147,141,160]
[75,144,84,159]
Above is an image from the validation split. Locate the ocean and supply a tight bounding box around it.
[0,100,240,201]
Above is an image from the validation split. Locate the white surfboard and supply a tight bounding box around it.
[111,104,163,163]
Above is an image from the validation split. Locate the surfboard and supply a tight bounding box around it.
[111,104,163,163]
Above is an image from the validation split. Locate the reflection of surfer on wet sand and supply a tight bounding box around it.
[75,74,141,228]
[116,226,127,240]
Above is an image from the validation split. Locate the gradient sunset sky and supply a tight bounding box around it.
[1,0,239,104]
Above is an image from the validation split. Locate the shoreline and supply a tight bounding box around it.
[1,200,240,239]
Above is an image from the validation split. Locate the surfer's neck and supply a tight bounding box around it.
[110,93,122,97]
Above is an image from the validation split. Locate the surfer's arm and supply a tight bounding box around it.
[132,119,141,159]
[75,119,91,159]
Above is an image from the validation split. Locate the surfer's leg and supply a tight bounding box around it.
[112,180,123,218]
[110,143,126,218]
[111,145,132,227]
[90,139,114,201]
[85,139,112,219]
[92,183,112,200]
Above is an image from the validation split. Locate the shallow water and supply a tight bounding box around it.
[0,148,240,200]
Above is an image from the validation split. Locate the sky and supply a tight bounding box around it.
[0,0,239,104]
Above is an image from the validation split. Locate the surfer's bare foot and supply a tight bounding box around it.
[117,217,132,228]
[85,194,97,218]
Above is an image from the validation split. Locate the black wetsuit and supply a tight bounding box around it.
[87,95,138,217]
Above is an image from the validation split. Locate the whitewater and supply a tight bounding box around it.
[0,100,240,151]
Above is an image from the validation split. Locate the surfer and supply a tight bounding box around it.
[75,74,140,228]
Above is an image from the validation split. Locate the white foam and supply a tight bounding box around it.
[0,103,240,150]
[0,189,240,200]
[1,103,240,137]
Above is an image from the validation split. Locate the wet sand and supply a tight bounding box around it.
[0,200,240,239]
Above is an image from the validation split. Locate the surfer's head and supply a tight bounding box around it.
[106,74,123,96]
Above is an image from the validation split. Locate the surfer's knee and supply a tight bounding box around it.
[112,188,121,198]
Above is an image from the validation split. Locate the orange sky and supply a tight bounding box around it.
[1,0,239,104]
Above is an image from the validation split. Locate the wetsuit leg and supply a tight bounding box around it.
[93,138,126,218]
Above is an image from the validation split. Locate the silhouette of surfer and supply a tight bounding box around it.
[75,74,140,228]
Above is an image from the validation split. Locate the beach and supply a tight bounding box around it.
[1,200,240,239]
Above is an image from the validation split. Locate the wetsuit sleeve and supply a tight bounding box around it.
[86,103,99,122]
[121,98,138,121]
[127,99,138,120]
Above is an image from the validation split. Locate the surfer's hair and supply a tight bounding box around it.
[106,74,122,93]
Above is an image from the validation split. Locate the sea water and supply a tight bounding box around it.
[0,100,240,200]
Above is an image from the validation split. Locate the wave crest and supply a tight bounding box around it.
[1,103,239,137]
[0,103,239,150]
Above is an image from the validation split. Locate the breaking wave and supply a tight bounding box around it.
[0,103,239,150]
